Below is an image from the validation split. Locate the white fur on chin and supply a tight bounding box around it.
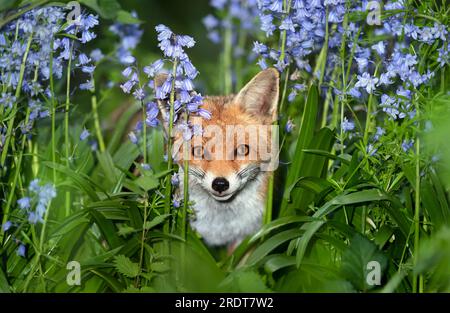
[179,169,265,247]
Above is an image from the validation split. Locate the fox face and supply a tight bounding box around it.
[157,68,280,247]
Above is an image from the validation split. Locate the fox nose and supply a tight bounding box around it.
[212,177,229,193]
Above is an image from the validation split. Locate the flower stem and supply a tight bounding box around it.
[363,64,380,146]
[223,26,233,94]
[0,33,33,242]
[91,80,105,152]
[141,100,147,164]
[0,33,33,167]
[136,196,148,288]
[1,109,30,239]
[182,113,189,239]
[64,38,75,217]
[163,58,179,235]
[49,39,57,182]
[412,97,422,293]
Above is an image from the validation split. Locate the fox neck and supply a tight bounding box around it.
[178,168,268,247]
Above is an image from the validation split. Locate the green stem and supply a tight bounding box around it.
[1,33,33,167]
[278,67,290,117]
[136,197,148,288]
[141,100,147,164]
[49,39,57,183]
[1,109,30,238]
[64,37,75,217]
[413,97,422,293]
[0,0,49,29]
[91,81,105,152]
[163,59,179,235]
[363,64,380,146]
[223,26,233,94]
[234,29,247,90]
[182,113,189,239]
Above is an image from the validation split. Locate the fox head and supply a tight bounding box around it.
[157,68,279,202]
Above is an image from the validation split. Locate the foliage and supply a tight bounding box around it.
[0,0,449,293]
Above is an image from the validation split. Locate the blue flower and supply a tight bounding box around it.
[146,102,160,127]
[2,221,12,232]
[402,139,414,152]
[133,88,145,100]
[17,244,26,257]
[128,131,138,144]
[90,49,104,62]
[17,197,31,210]
[80,80,94,91]
[171,173,180,186]
[285,119,295,133]
[341,117,355,132]
[122,67,133,78]
[80,128,90,141]
[203,14,219,29]
[355,72,378,94]
[172,198,181,208]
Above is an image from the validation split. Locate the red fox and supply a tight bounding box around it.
[156,68,280,248]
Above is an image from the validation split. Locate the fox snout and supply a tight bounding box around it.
[211,177,229,193]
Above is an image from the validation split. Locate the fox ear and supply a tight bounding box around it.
[235,68,279,122]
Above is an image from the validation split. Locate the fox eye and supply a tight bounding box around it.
[235,144,249,157]
[192,146,204,159]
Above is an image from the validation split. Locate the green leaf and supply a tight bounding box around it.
[0,0,19,11]
[44,161,101,201]
[248,215,316,244]
[116,10,143,24]
[283,176,332,202]
[135,175,159,191]
[295,189,393,268]
[144,214,171,230]
[80,0,121,19]
[340,234,387,291]
[280,84,319,216]
[117,224,136,237]
[150,262,170,273]
[114,255,140,278]
[247,229,303,266]
[0,267,10,293]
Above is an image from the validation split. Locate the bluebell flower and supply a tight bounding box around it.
[77,53,91,66]
[81,65,96,74]
[80,128,90,141]
[122,67,133,78]
[133,88,145,100]
[371,41,385,56]
[109,12,143,64]
[90,49,104,62]
[203,14,220,29]
[17,244,26,257]
[172,198,181,208]
[285,119,295,133]
[144,59,165,78]
[128,131,138,144]
[17,197,31,210]
[355,72,378,94]
[2,221,12,232]
[402,139,414,152]
[171,173,180,186]
[0,93,17,109]
[374,127,385,141]
[341,117,355,132]
[367,144,377,156]
[146,102,160,127]
[80,80,94,91]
